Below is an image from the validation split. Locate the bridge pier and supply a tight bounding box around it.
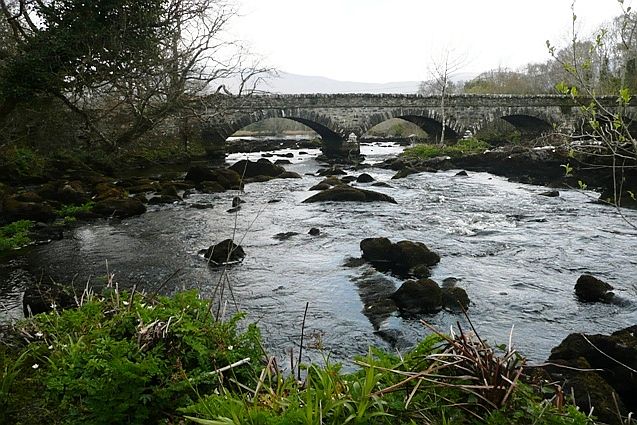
[321,136,360,160]
[201,127,227,161]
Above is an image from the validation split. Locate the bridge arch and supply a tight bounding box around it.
[473,108,556,138]
[224,109,346,143]
[363,108,463,141]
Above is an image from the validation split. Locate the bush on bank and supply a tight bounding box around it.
[1,289,596,425]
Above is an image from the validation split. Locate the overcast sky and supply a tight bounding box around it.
[230,0,627,83]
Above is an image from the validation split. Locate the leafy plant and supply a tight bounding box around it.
[3,289,263,424]
[55,201,95,218]
[0,219,33,251]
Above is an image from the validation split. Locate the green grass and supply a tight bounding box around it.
[402,138,491,160]
[0,220,33,251]
[1,288,598,425]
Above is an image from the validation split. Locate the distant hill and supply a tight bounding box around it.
[218,71,479,95]
[257,71,481,95]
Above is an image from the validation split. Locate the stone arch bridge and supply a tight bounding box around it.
[200,94,634,158]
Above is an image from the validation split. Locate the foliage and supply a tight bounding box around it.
[402,138,491,159]
[55,201,95,218]
[0,219,33,251]
[1,290,263,424]
[184,330,594,425]
[0,287,602,424]
[0,146,47,179]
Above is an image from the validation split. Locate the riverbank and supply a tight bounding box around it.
[382,141,637,209]
[1,140,636,423]
[2,285,632,424]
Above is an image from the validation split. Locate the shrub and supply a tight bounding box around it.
[2,290,263,424]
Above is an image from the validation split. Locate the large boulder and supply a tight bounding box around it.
[360,237,440,276]
[391,279,442,313]
[303,186,397,203]
[228,159,285,178]
[360,237,394,263]
[200,239,246,265]
[546,326,637,423]
[394,240,440,268]
[574,274,614,302]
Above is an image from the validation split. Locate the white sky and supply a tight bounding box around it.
[230,0,627,83]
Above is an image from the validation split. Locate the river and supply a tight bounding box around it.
[2,142,636,367]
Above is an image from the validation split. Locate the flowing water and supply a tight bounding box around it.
[2,142,637,367]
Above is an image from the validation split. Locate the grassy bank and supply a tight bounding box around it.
[0,288,596,425]
[402,139,491,160]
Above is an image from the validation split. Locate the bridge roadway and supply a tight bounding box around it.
[200,93,634,158]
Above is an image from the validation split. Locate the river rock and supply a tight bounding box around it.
[273,232,299,241]
[93,198,146,218]
[356,173,375,183]
[442,287,470,311]
[228,158,285,178]
[308,227,320,236]
[200,239,246,265]
[391,167,420,179]
[574,274,614,302]
[394,240,440,269]
[185,166,242,190]
[147,195,181,205]
[318,167,347,176]
[539,190,560,197]
[545,326,637,423]
[309,182,331,191]
[278,171,302,179]
[232,196,245,208]
[391,279,442,313]
[372,182,392,188]
[302,186,397,203]
[57,181,90,204]
[454,170,468,177]
[274,159,292,165]
[340,175,357,183]
[360,237,440,277]
[3,197,56,222]
[15,191,43,203]
[197,181,226,193]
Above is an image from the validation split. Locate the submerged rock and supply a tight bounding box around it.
[303,186,397,204]
[273,232,299,241]
[200,239,245,265]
